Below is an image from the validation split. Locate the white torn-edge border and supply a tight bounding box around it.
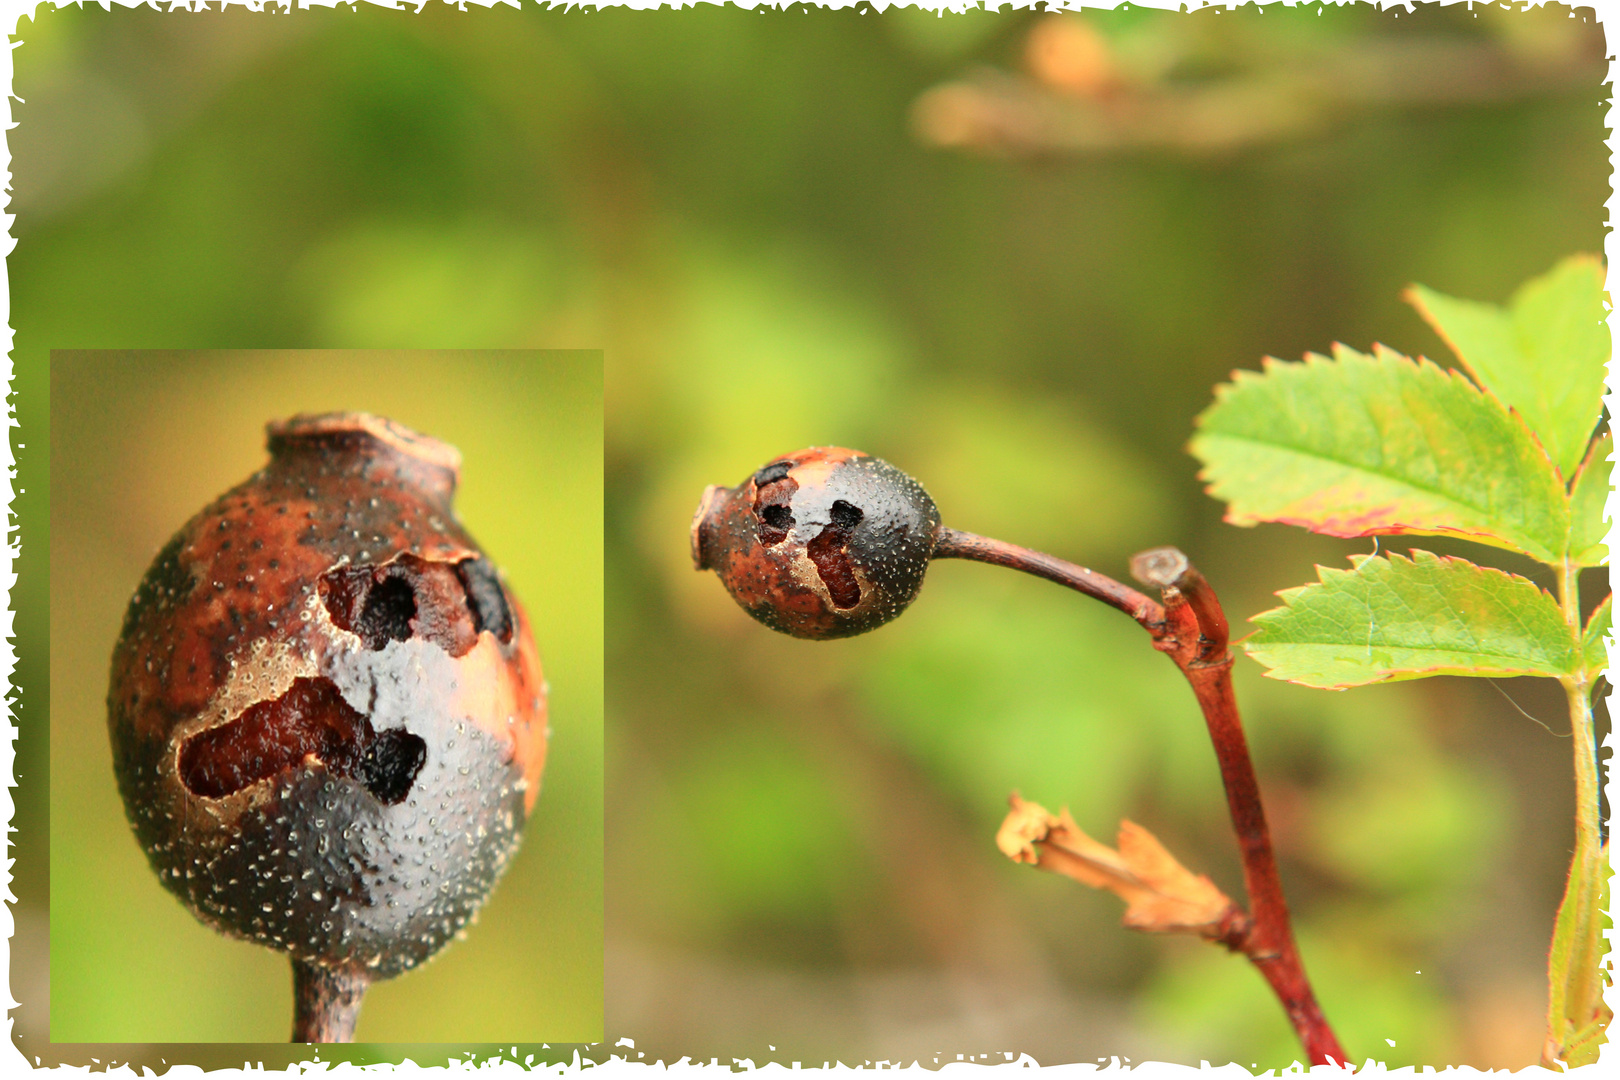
[0,0,1612,1076]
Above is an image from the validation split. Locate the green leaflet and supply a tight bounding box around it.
[1569,433,1612,568]
[1407,255,1608,482]
[1584,595,1611,678]
[1191,345,1568,564]
[1245,550,1577,689]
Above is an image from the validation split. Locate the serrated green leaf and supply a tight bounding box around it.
[1191,346,1568,564]
[1245,550,1577,689]
[1583,595,1610,678]
[1407,255,1608,481]
[1569,433,1611,567]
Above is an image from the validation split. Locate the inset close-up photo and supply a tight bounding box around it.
[48,350,603,1047]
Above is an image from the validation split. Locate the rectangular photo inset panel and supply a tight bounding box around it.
[48,350,602,1048]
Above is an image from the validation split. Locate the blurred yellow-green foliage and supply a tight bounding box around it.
[9,0,1608,1071]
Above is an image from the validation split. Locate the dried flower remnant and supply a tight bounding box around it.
[999,795,1243,940]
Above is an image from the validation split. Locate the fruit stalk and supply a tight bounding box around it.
[291,960,369,1043]
[932,527,1162,628]
[933,531,1346,1066]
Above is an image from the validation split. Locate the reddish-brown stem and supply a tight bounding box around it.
[1177,650,1344,1066]
[934,531,1347,1068]
[291,959,369,1043]
[1170,570,1231,664]
[933,528,1164,630]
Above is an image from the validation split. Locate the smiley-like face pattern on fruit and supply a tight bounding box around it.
[691,447,942,639]
[108,413,547,980]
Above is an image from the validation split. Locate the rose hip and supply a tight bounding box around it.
[107,413,547,1030]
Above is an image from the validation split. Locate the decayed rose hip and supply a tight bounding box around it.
[691,447,942,639]
[108,413,547,987]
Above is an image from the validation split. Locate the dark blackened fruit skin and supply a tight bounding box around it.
[108,413,547,981]
[691,447,942,639]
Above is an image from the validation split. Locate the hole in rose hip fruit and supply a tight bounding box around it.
[355,577,416,648]
[321,556,480,656]
[180,677,426,805]
[806,500,864,608]
[754,475,798,546]
[455,558,513,644]
[754,461,793,486]
[357,730,429,804]
[760,503,792,532]
[322,568,417,650]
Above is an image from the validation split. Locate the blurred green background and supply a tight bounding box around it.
[8,0,1608,1071]
[46,351,603,1049]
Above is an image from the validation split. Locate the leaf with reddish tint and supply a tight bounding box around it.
[998,795,1236,936]
[1245,550,1577,689]
[1408,256,1608,481]
[1569,434,1611,568]
[1191,346,1568,564]
[1584,595,1611,679]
